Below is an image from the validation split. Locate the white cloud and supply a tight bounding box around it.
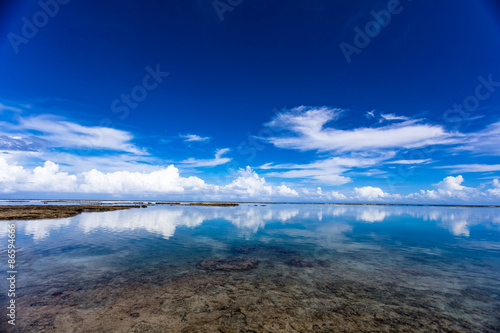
[436,175,465,191]
[180,148,231,168]
[0,135,47,151]
[354,186,389,200]
[406,175,488,203]
[221,167,298,198]
[488,179,500,197]
[1,157,499,204]
[260,153,394,185]
[0,102,22,113]
[264,106,456,153]
[31,161,78,192]
[437,164,500,173]
[0,115,145,154]
[330,191,347,200]
[36,151,158,173]
[0,148,162,175]
[456,121,500,156]
[215,148,230,159]
[265,167,352,185]
[80,165,206,194]
[380,113,409,121]
[0,158,297,199]
[0,157,77,193]
[179,134,211,142]
[386,159,431,165]
[0,156,26,184]
[300,188,346,201]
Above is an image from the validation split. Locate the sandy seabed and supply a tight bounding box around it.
[3,244,499,333]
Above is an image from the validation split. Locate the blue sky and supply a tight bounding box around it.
[1,0,500,203]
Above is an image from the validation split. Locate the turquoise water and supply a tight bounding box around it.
[1,204,500,332]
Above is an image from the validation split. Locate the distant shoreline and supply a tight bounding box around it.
[0,199,499,208]
[1,200,499,221]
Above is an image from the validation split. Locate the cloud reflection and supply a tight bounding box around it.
[23,218,72,240]
[3,204,499,240]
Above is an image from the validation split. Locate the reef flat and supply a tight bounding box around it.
[0,205,141,220]
[6,254,498,333]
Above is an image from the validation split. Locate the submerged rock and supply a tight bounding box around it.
[197,258,258,271]
[286,258,330,268]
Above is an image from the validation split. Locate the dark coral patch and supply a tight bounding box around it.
[197,258,258,271]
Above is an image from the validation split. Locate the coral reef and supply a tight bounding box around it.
[0,205,140,220]
[197,258,259,271]
[4,261,498,333]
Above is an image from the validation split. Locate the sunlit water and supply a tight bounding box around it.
[1,204,499,332]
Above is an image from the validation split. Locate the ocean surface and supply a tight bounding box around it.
[1,204,499,332]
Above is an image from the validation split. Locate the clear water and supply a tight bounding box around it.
[1,204,500,332]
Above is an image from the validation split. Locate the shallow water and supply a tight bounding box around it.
[1,204,500,332]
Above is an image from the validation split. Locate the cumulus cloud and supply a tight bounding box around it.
[79,165,206,194]
[0,158,297,199]
[301,188,346,201]
[354,186,389,201]
[31,161,78,192]
[264,106,456,153]
[0,157,77,193]
[348,175,499,204]
[179,134,211,142]
[436,175,466,191]
[1,157,499,204]
[0,157,26,185]
[330,191,347,200]
[488,179,500,197]
[406,175,488,203]
[221,166,298,198]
